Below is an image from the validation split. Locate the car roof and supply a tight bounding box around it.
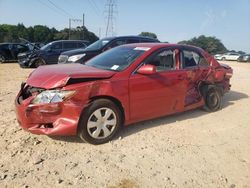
[0,43,25,45]
[50,40,89,43]
[101,35,159,41]
[123,42,204,51]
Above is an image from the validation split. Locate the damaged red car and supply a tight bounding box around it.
[15,43,233,144]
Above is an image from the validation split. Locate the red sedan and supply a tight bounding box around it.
[15,43,233,144]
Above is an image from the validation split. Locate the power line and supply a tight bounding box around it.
[47,0,73,17]
[37,0,67,17]
[105,0,117,37]
[87,0,102,17]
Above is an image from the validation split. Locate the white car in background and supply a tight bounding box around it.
[216,52,241,61]
[214,54,223,60]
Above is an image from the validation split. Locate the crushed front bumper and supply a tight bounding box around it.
[15,86,84,136]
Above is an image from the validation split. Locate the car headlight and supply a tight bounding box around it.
[68,54,86,62]
[32,90,75,104]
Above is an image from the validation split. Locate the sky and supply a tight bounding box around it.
[0,0,250,52]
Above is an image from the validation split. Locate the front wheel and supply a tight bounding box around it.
[33,58,46,68]
[202,86,222,112]
[78,99,122,145]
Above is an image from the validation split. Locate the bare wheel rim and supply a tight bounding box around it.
[87,107,117,139]
[0,55,4,62]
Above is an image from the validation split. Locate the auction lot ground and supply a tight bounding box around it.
[0,61,249,188]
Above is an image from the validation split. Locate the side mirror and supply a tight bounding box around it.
[137,64,156,75]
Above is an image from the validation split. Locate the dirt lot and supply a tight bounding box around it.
[0,61,249,188]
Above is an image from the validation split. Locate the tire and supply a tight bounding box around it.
[33,58,46,68]
[78,99,122,145]
[202,85,222,112]
[222,57,226,61]
[0,55,5,63]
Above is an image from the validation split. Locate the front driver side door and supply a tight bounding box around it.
[46,42,63,64]
[129,48,188,122]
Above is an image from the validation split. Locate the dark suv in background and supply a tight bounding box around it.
[58,36,159,64]
[18,40,89,68]
[0,43,30,63]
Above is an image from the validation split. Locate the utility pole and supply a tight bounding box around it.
[82,13,85,40]
[68,17,83,40]
[105,0,117,37]
[69,18,71,40]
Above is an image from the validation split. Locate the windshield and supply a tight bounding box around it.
[85,39,111,51]
[40,43,51,51]
[85,46,148,71]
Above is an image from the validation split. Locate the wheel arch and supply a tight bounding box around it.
[29,57,45,68]
[199,82,224,97]
[77,95,125,134]
[88,95,125,125]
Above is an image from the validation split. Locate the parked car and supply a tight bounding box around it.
[0,43,30,63]
[15,43,233,144]
[214,54,223,60]
[18,40,89,68]
[58,36,159,64]
[237,54,250,62]
[218,52,241,61]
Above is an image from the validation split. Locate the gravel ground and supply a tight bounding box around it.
[0,61,249,188]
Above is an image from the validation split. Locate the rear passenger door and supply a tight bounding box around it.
[180,49,210,106]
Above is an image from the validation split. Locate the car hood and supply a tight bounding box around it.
[27,64,116,89]
[61,48,98,56]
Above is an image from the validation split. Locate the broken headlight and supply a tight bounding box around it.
[32,90,75,104]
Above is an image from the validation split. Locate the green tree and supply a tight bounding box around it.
[0,24,99,44]
[139,32,158,39]
[178,35,227,54]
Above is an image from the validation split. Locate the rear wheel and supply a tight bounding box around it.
[202,86,222,112]
[78,99,122,145]
[33,58,46,68]
[0,55,5,63]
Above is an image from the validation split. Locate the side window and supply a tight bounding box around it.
[181,50,209,68]
[51,42,62,50]
[63,42,77,49]
[109,39,127,48]
[16,44,28,52]
[78,42,87,48]
[146,49,175,72]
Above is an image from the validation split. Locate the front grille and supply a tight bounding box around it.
[58,55,68,64]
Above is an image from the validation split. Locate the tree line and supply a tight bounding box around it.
[139,32,246,55]
[0,23,99,44]
[0,24,244,55]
